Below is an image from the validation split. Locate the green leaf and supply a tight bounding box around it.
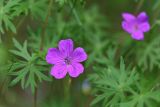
[89,57,139,107]
[90,94,106,106]
[10,39,51,94]
[56,0,68,6]
[0,0,21,33]
[138,36,160,71]
[10,38,31,61]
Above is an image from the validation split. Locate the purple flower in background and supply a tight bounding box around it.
[46,39,87,79]
[122,12,150,40]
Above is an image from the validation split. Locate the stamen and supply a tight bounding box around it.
[64,58,71,65]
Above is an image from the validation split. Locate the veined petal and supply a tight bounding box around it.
[131,30,144,40]
[58,39,73,57]
[68,63,84,78]
[122,21,133,33]
[137,12,148,22]
[138,22,150,32]
[46,48,63,64]
[50,64,67,79]
[71,47,87,63]
[122,12,136,22]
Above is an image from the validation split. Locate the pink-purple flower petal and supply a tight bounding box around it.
[138,22,150,32]
[121,12,150,41]
[122,21,133,33]
[71,47,87,63]
[131,30,144,40]
[46,48,63,65]
[137,12,148,22]
[122,12,136,22]
[68,63,84,78]
[50,64,67,79]
[58,39,73,57]
[46,39,87,79]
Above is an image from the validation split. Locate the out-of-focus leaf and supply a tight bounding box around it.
[10,38,51,93]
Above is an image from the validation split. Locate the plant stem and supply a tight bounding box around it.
[69,1,82,26]
[0,34,2,44]
[33,88,38,107]
[64,76,72,102]
[33,0,53,107]
[40,0,53,51]
[0,63,13,97]
[0,78,6,95]
[16,16,26,32]
[152,9,160,23]
[135,0,144,14]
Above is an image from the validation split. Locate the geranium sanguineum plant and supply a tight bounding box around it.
[122,12,150,40]
[46,39,87,79]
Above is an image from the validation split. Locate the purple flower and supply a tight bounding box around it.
[46,39,87,79]
[122,12,150,40]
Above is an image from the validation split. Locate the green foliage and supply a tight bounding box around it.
[121,88,160,107]
[42,99,71,107]
[0,0,48,34]
[0,44,8,65]
[80,6,111,66]
[9,38,51,93]
[89,57,160,107]
[89,57,138,106]
[138,35,160,71]
[23,0,47,19]
[56,0,68,6]
[27,26,61,51]
[0,0,21,33]
[56,0,85,7]
[153,0,160,10]
[13,0,48,20]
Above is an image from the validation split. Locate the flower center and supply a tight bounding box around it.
[134,24,139,31]
[64,57,71,65]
